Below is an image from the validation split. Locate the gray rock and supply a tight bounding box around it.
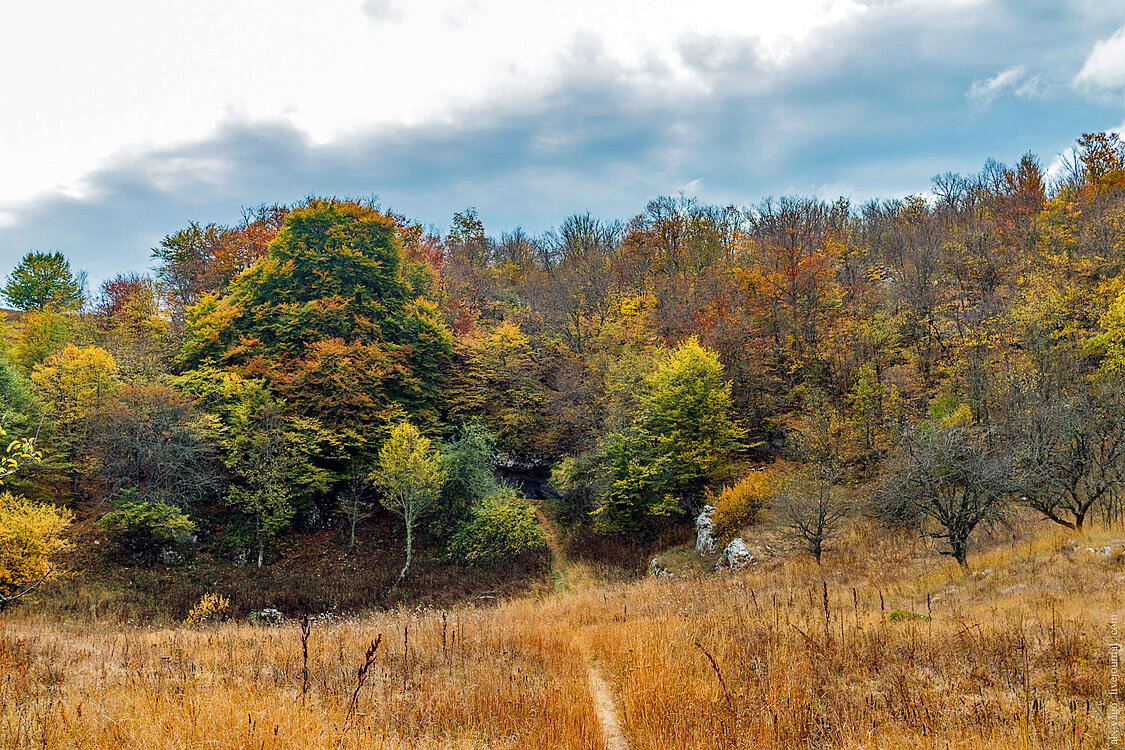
[158,548,182,565]
[696,505,716,553]
[648,558,674,578]
[249,608,284,626]
[232,549,250,568]
[716,538,752,570]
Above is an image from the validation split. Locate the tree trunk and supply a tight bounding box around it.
[392,520,413,590]
[349,506,357,551]
[256,510,264,568]
[952,541,968,569]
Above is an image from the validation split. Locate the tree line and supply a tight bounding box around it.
[3,131,1125,604]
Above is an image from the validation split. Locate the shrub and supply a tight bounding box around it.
[184,592,230,626]
[434,422,499,535]
[449,497,547,565]
[87,384,220,509]
[96,494,196,562]
[712,471,775,541]
[0,491,73,601]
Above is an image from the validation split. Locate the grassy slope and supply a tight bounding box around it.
[3,515,1119,748]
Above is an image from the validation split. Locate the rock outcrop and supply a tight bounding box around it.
[696,505,716,553]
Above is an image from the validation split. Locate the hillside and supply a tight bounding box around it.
[2,517,1118,749]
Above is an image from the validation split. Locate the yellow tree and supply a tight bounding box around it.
[446,321,544,457]
[31,345,122,490]
[370,421,445,587]
[11,307,69,370]
[0,494,72,608]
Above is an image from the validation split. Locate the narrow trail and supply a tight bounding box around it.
[533,503,631,750]
[586,659,631,750]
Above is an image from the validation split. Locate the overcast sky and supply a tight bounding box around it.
[1,0,1124,284]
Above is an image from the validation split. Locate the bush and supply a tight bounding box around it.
[184,592,230,626]
[448,497,547,565]
[96,494,195,562]
[712,471,775,541]
[434,423,499,535]
[0,491,73,601]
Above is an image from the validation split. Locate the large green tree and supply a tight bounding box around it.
[181,200,451,458]
[2,252,84,311]
[177,368,339,567]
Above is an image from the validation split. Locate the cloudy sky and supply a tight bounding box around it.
[1,0,1124,284]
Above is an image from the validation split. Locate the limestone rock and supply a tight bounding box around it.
[303,505,323,530]
[716,538,752,571]
[249,608,284,626]
[696,505,716,553]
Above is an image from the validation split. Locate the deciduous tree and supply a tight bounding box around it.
[2,251,84,311]
[877,406,1009,567]
[371,421,445,586]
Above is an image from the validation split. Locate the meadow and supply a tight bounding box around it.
[2,518,1118,749]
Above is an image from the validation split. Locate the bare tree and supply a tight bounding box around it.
[339,463,373,551]
[781,391,852,563]
[1006,387,1125,531]
[88,384,220,508]
[779,468,849,564]
[877,416,1009,568]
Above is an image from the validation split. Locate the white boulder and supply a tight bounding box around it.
[716,538,753,571]
[249,608,284,626]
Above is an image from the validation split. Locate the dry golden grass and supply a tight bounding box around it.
[2,519,1119,749]
[1,596,608,749]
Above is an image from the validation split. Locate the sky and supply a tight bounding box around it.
[1,0,1124,285]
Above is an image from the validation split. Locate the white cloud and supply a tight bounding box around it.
[362,0,402,21]
[0,0,993,209]
[967,66,1043,106]
[1075,24,1125,90]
